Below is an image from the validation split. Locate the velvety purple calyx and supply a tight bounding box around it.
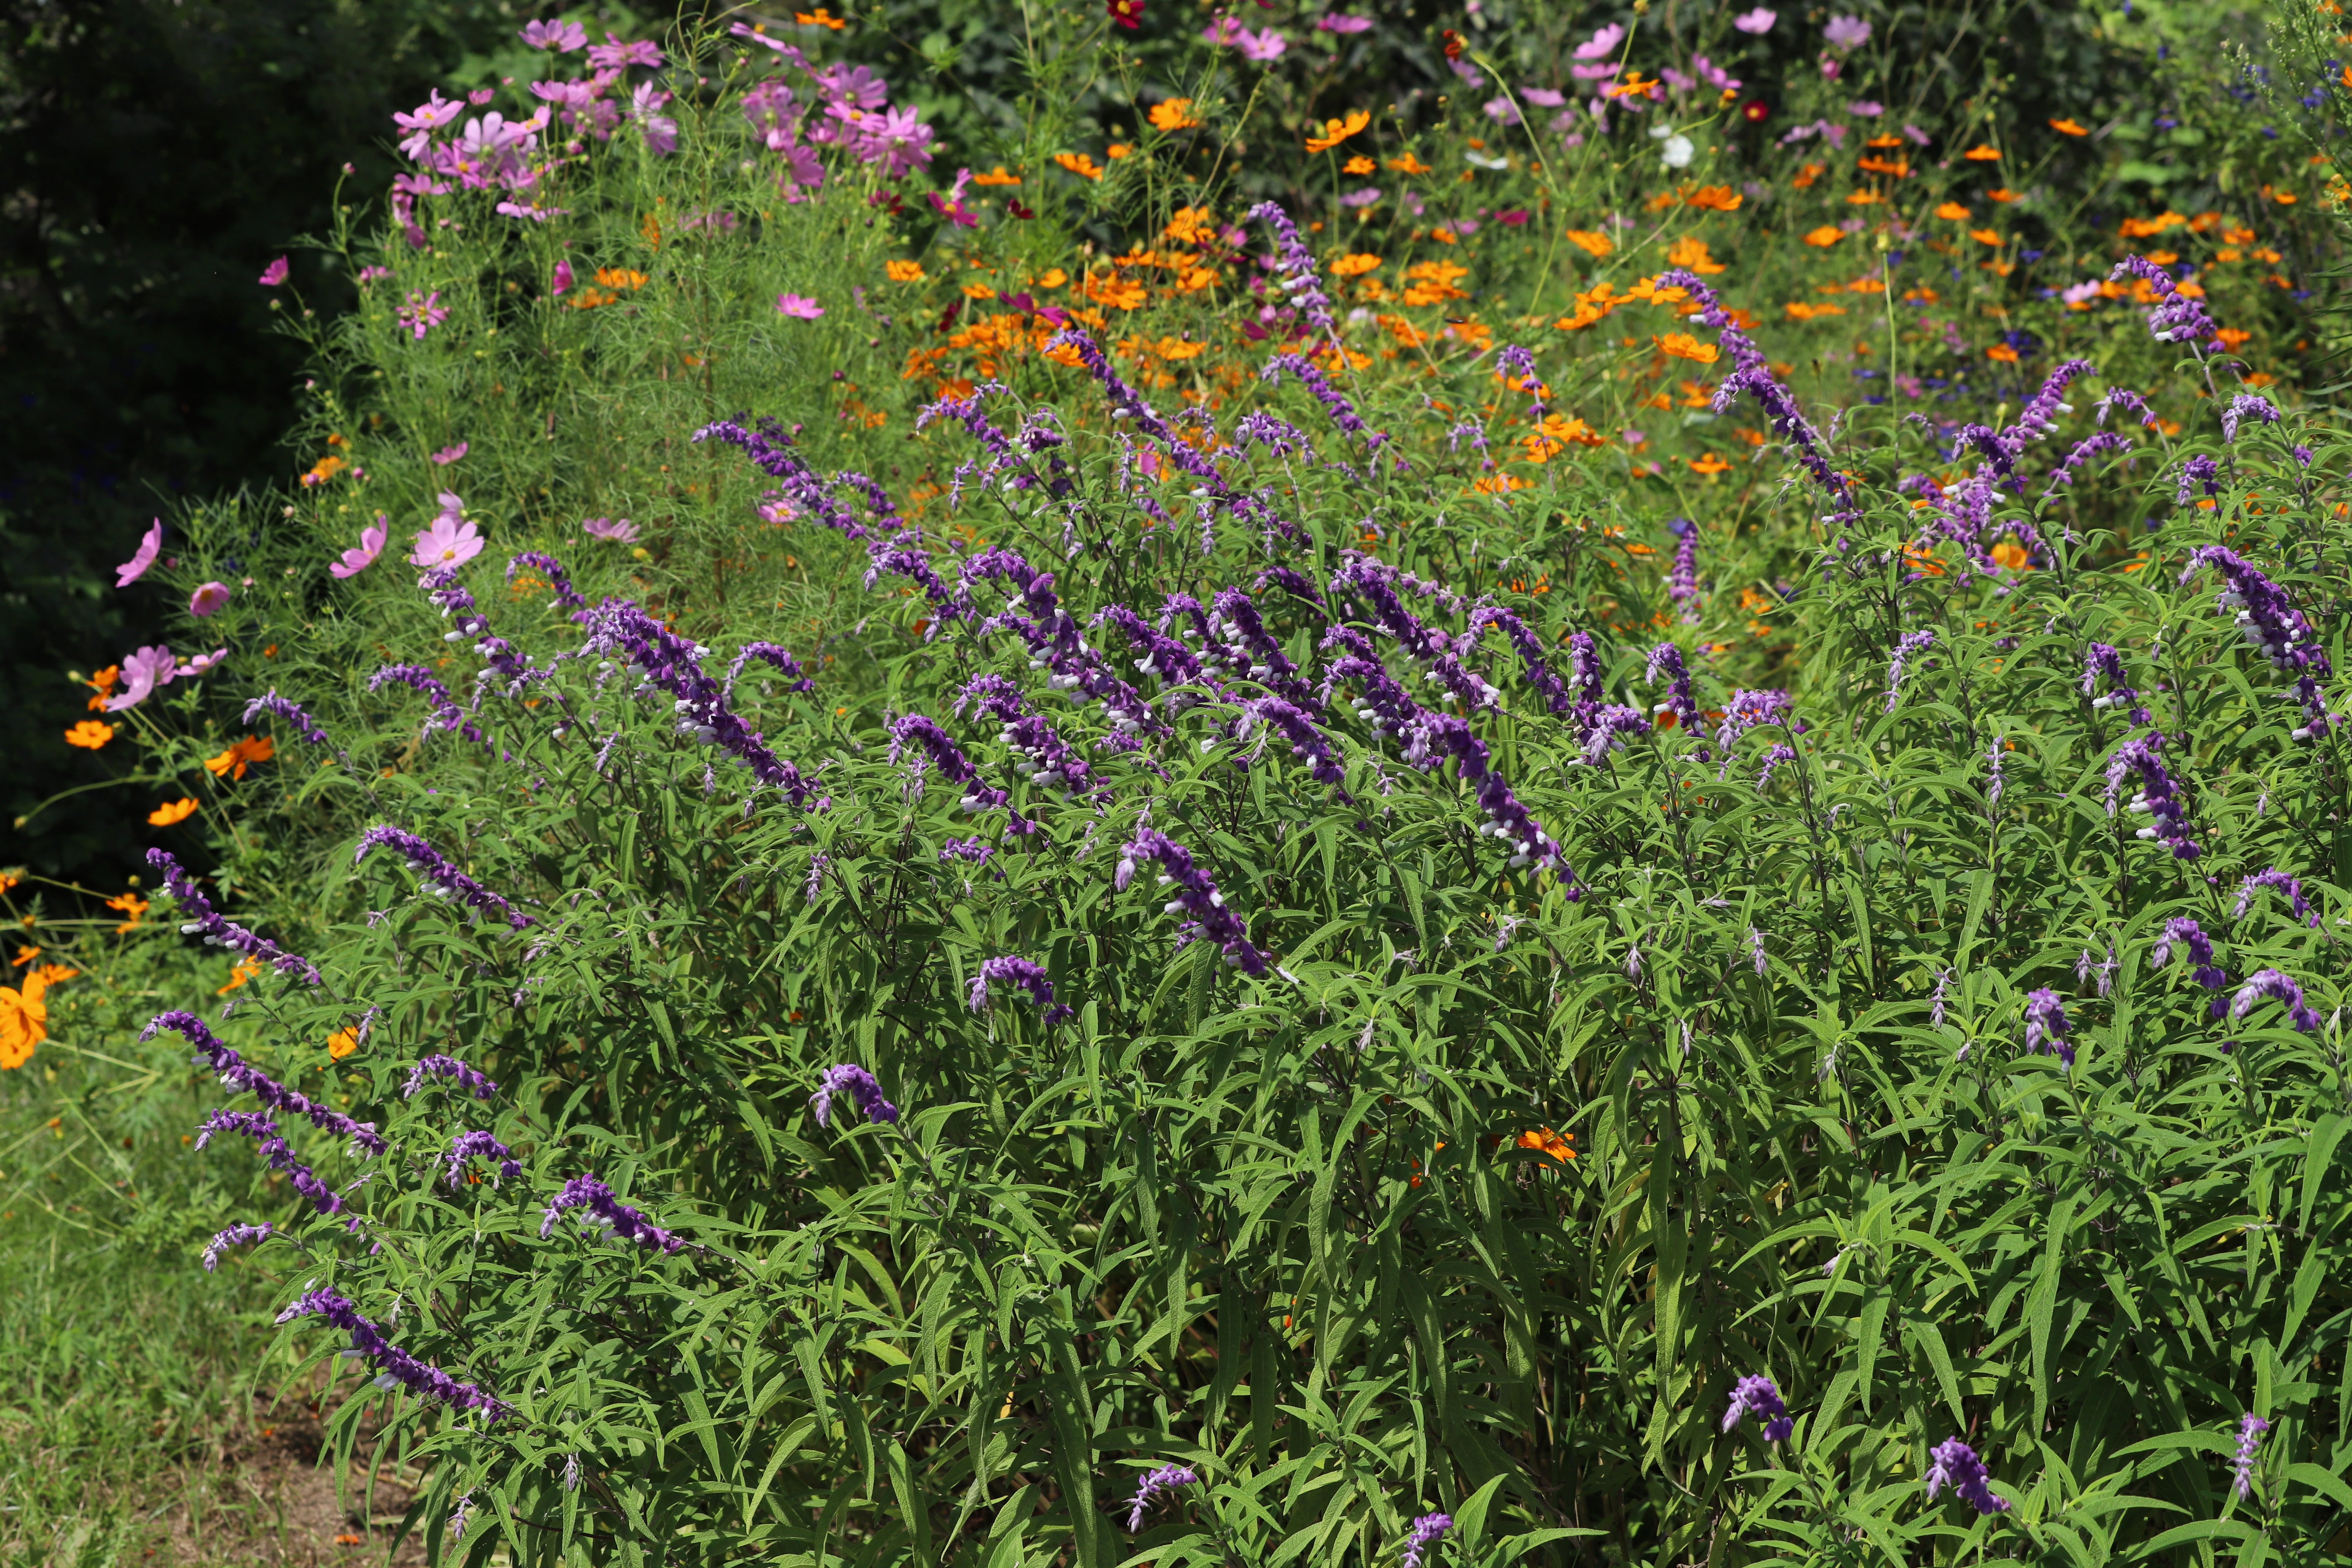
[540,1173,686,1252]
[277,1288,509,1418]
[145,1010,385,1154]
[149,848,322,984]
[1722,1374,1793,1443]
[1924,1437,2009,1514]
[969,956,1075,1025]
[356,825,536,928]
[2023,988,2074,1067]
[810,1062,900,1126]
[1118,829,1267,973]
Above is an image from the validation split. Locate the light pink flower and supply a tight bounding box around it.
[259,256,290,286]
[1573,22,1625,58]
[552,258,574,295]
[176,648,229,678]
[358,265,393,283]
[396,290,449,340]
[1823,13,1871,48]
[1318,12,1372,31]
[432,443,468,465]
[332,518,388,579]
[1733,7,1776,32]
[1234,26,1287,60]
[189,582,232,618]
[776,293,824,319]
[116,519,163,588]
[521,17,588,50]
[107,646,177,712]
[410,506,484,569]
[581,517,639,542]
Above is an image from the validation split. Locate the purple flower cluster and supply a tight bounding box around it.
[2082,644,2151,726]
[2104,735,2201,859]
[277,1287,508,1419]
[1885,629,1936,714]
[1401,1512,1454,1568]
[1469,606,1578,716]
[580,599,819,804]
[406,1054,499,1099]
[2181,547,2334,739]
[507,550,586,612]
[1262,352,1387,452]
[1249,200,1340,345]
[2231,1414,2269,1499]
[145,1011,385,1154]
[811,1063,900,1127]
[725,642,816,699]
[1721,1374,1794,1442]
[148,848,321,985]
[202,1221,275,1272]
[1666,518,1701,623]
[1657,267,1856,517]
[1924,1437,2009,1514]
[891,714,1033,834]
[370,663,488,747]
[1645,643,1706,750]
[424,568,548,702]
[1755,743,1798,788]
[2152,917,2228,1002]
[1574,705,1651,767]
[2232,969,2323,1033]
[969,956,1075,1025]
[727,27,937,185]
[196,1111,347,1216]
[540,1173,686,1252]
[356,826,537,928]
[2221,393,2281,444]
[2111,254,2217,347]
[243,690,332,746]
[1409,715,1579,891]
[1118,829,1267,973]
[1123,1464,1198,1532]
[2023,988,2074,1068]
[1241,697,1352,796]
[1715,688,1792,755]
[2235,869,2316,927]
[446,1129,523,1187]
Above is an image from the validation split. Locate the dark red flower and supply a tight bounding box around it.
[1007,198,1036,219]
[1441,28,1466,59]
[1741,98,1771,123]
[1107,0,1143,28]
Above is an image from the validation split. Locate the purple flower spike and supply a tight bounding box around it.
[1118,829,1268,974]
[370,663,489,747]
[2152,917,2228,991]
[890,714,1034,834]
[2232,969,2323,1033]
[1248,200,1341,347]
[1241,697,1352,797]
[1886,629,1936,713]
[2222,394,2281,444]
[2024,988,2075,1067]
[278,1288,508,1418]
[2082,644,2151,726]
[148,849,322,985]
[581,599,819,804]
[2111,254,2217,349]
[1574,705,1650,766]
[421,568,548,701]
[196,1110,347,1216]
[2235,869,2316,928]
[1645,643,1706,751]
[2104,734,2201,859]
[1410,715,1580,893]
[202,1221,275,1272]
[356,825,536,928]
[1756,744,1798,788]
[726,642,816,699]
[1666,517,1702,622]
[243,691,333,746]
[405,1054,499,1100]
[1401,1512,1455,1568]
[811,1063,900,1127]
[2232,1414,2269,1499]
[507,550,586,611]
[541,1173,685,1252]
[1722,1374,1793,1442]
[1262,353,1390,452]
[145,1011,384,1155]
[969,956,1075,1025]
[2180,546,2334,739]
[445,1130,522,1187]
[1657,267,1856,517]
[1924,1437,2009,1515]
[1124,1464,1199,1532]
[1715,688,1792,755]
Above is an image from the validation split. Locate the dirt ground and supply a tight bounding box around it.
[160,1388,429,1567]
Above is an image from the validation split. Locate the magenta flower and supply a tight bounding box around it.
[581,517,639,542]
[1318,12,1372,31]
[107,645,178,712]
[1574,21,1625,56]
[116,519,162,588]
[411,514,484,570]
[1234,25,1288,60]
[552,258,573,296]
[176,648,228,679]
[431,442,468,465]
[587,33,662,70]
[258,256,289,286]
[331,518,388,579]
[396,290,449,341]
[1733,7,1777,30]
[521,17,587,50]
[188,581,231,618]
[776,293,825,319]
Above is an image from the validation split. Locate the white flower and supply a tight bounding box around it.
[1662,134,1695,168]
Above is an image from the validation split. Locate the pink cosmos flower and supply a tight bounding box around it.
[259,257,290,286]
[331,517,388,579]
[552,259,574,295]
[777,294,824,319]
[588,34,662,71]
[782,144,826,189]
[432,443,468,465]
[1904,122,1931,145]
[1318,12,1372,31]
[189,582,232,619]
[1823,13,1871,48]
[1522,87,1566,107]
[1573,22,1625,58]
[107,646,177,712]
[410,508,484,570]
[521,18,588,50]
[396,290,449,341]
[496,197,572,221]
[176,648,229,679]
[357,265,393,283]
[1733,7,1777,32]
[1234,26,1287,61]
[1200,16,1243,43]
[1849,99,1884,116]
[116,520,163,588]
[393,91,465,160]
[581,517,639,542]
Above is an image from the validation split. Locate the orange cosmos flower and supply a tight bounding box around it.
[204,735,275,780]
[1053,151,1105,180]
[1565,229,1613,258]
[1987,343,2021,363]
[795,8,847,28]
[1515,1127,1576,1163]
[1987,188,2019,202]
[1386,152,1432,174]
[970,166,1022,185]
[1656,332,1718,363]
[148,797,199,827]
[1935,201,1971,219]
[1970,228,2004,246]
[1305,109,1371,153]
[85,665,121,711]
[2049,116,2089,136]
[217,956,265,996]
[1687,453,1732,474]
[105,892,149,933]
[1343,154,1376,174]
[0,967,49,1070]
[1666,236,1726,273]
[1801,225,1845,247]
[1684,184,1743,211]
[1147,98,1201,132]
[1329,253,1382,276]
[1962,144,2002,160]
[65,720,116,750]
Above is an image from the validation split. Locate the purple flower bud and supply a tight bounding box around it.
[2235,868,2316,927]
[2110,254,2216,348]
[1401,1512,1454,1568]
[969,956,1074,1025]
[1410,714,1580,892]
[540,1173,685,1252]
[1666,517,1702,622]
[445,1129,522,1187]
[1924,1436,2009,1514]
[1123,1464,1198,1532]
[1470,605,1578,716]
[1122,828,1267,973]
[2221,393,2280,444]
[243,690,333,746]
[811,1062,900,1127]
[1722,1374,1793,1442]
[405,1054,499,1100]
[146,1011,384,1154]
[1886,629,1936,714]
[2024,988,2074,1067]
[148,849,322,984]
[1644,643,1706,751]
[2152,917,2228,992]
[580,600,820,803]
[356,826,536,928]
[2082,644,2151,726]
[276,1287,508,1418]
[2232,969,2323,1033]
[2231,1414,2269,1499]
[202,1221,275,1272]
